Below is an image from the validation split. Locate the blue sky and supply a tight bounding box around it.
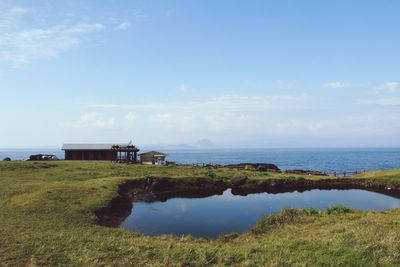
[1,0,400,148]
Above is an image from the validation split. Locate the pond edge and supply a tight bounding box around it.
[95,177,400,228]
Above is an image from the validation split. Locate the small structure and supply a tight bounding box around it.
[62,143,139,162]
[140,151,167,165]
[111,144,140,163]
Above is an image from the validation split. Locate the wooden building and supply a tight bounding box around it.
[62,143,139,162]
[139,151,167,165]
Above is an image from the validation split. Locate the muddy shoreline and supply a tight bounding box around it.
[95,177,400,227]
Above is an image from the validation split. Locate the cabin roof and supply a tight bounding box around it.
[62,144,132,150]
[139,151,167,156]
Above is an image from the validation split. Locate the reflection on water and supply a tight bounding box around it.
[121,189,400,238]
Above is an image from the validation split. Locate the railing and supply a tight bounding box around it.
[169,162,369,177]
[323,170,367,177]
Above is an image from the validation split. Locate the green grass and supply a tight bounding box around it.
[0,161,399,266]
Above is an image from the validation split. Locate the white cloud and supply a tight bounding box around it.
[87,103,118,109]
[0,6,104,67]
[275,80,297,89]
[124,112,137,121]
[323,82,365,89]
[84,94,310,138]
[60,91,400,146]
[115,21,131,31]
[324,81,400,94]
[206,94,309,111]
[106,94,308,112]
[178,83,190,93]
[75,112,115,129]
[270,113,400,138]
[359,97,400,106]
[0,6,28,30]
[9,6,28,15]
[88,94,310,113]
[375,82,400,92]
[151,113,174,122]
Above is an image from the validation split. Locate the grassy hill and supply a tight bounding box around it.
[0,161,399,266]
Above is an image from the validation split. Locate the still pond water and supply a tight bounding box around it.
[121,189,400,238]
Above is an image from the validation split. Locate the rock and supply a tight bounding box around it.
[230,176,248,186]
[244,165,255,170]
[256,165,278,172]
[147,177,174,190]
[256,180,268,187]
[225,163,281,172]
[3,157,11,161]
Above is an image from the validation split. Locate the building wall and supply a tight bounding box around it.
[140,155,155,164]
[140,154,166,164]
[65,150,115,161]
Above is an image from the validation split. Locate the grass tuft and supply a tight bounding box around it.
[326,205,353,214]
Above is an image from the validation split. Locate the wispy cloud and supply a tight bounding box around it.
[83,94,311,137]
[359,97,400,106]
[115,21,131,31]
[177,83,190,93]
[87,103,118,109]
[8,6,28,15]
[63,90,400,145]
[73,112,115,129]
[124,112,137,121]
[0,6,104,67]
[0,6,28,30]
[275,80,297,89]
[324,81,400,93]
[323,82,366,89]
[87,94,310,113]
[374,82,400,92]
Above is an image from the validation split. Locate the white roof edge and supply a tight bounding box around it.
[62,143,131,150]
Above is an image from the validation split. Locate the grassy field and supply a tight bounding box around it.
[0,161,399,266]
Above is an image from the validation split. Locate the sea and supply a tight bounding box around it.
[1,147,399,173]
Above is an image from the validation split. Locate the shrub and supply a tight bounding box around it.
[206,170,216,178]
[251,208,304,234]
[326,205,353,214]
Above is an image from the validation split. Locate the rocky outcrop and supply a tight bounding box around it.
[2,157,11,161]
[225,163,281,172]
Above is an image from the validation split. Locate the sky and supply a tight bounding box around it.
[1,0,400,148]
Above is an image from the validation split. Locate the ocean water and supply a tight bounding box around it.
[164,148,400,172]
[1,148,399,173]
[121,189,400,237]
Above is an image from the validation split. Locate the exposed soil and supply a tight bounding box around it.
[95,177,400,227]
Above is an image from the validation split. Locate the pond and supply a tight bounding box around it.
[120,189,400,238]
